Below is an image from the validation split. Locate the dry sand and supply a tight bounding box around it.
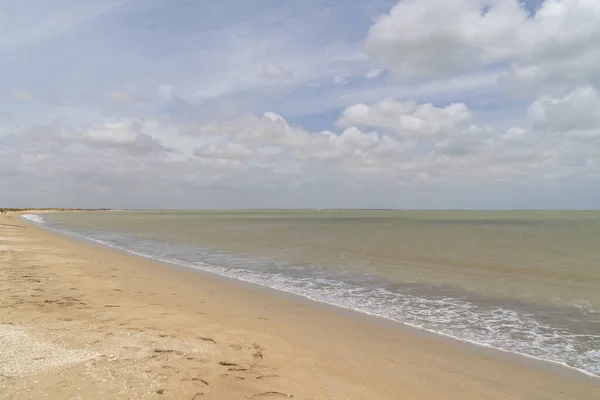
[0,214,598,400]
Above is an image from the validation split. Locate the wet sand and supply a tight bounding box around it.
[0,214,598,399]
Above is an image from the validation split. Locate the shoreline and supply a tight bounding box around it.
[21,212,600,381]
[1,214,599,399]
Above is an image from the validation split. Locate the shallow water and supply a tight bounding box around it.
[24,210,600,377]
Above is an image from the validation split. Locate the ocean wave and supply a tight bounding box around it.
[21,214,46,224]
[180,261,600,378]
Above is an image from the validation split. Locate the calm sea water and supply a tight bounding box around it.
[24,210,600,377]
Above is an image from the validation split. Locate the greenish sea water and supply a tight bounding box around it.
[31,210,600,377]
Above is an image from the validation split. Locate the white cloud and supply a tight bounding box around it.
[434,128,489,158]
[366,0,600,87]
[194,142,252,160]
[332,73,352,85]
[260,63,292,79]
[2,94,599,208]
[82,121,139,145]
[500,128,535,147]
[185,111,405,171]
[54,121,173,154]
[365,68,383,79]
[365,0,525,76]
[336,99,473,139]
[528,86,600,138]
[5,90,595,189]
[109,90,139,103]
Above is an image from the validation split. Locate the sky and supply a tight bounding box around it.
[1,0,599,209]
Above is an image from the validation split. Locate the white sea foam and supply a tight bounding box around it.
[21,214,46,224]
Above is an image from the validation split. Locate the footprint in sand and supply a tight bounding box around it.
[256,374,279,381]
[252,392,294,398]
[191,377,209,386]
[218,362,239,367]
[219,373,245,380]
[252,343,264,360]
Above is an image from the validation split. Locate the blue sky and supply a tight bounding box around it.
[1,0,599,209]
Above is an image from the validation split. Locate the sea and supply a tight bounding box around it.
[21,210,600,377]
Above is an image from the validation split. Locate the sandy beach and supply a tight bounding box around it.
[1,214,599,400]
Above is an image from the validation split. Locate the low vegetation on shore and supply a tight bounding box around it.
[0,208,112,212]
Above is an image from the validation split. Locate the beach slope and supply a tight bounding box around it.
[0,215,598,399]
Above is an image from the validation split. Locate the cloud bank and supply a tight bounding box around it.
[0,0,598,209]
